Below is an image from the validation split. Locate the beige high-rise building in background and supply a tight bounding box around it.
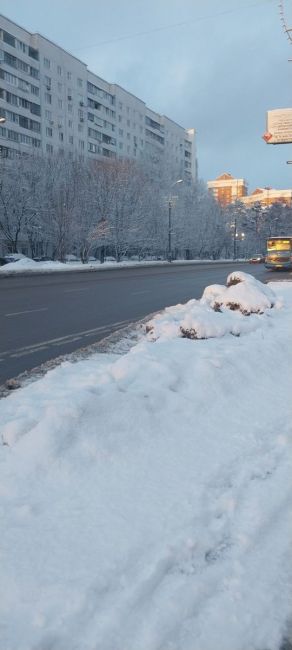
[207,173,248,206]
[240,187,292,208]
[208,173,292,209]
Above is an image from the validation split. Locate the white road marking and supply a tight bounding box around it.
[10,346,48,358]
[54,336,83,346]
[5,307,48,317]
[131,290,150,295]
[1,319,131,359]
[63,288,89,293]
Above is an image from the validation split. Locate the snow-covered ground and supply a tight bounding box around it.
[0,273,292,650]
[0,256,245,275]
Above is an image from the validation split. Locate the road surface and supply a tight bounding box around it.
[0,262,290,383]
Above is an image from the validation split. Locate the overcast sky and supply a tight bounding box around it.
[2,0,292,191]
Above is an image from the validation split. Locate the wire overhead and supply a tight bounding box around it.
[76,0,273,51]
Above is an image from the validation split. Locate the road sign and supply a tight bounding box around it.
[264,108,292,144]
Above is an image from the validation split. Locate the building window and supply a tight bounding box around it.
[44,75,51,88]
[28,46,39,60]
[46,143,53,153]
[6,91,18,106]
[2,71,17,86]
[45,110,52,120]
[69,135,73,144]
[8,129,19,142]
[44,92,51,104]
[79,140,84,150]
[18,60,29,74]
[3,31,16,47]
[4,51,17,68]
[31,84,39,97]
[46,127,53,137]
[57,65,62,76]
[58,99,63,109]
[30,66,39,80]
[68,119,73,128]
[59,132,64,141]
[77,78,83,88]
[88,127,102,141]
[67,71,72,80]
[119,128,123,136]
[43,57,50,69]
[58,82,62,93]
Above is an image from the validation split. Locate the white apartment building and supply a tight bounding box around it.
[0,14,197,182]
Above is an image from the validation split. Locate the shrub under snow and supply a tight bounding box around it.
[146,271,276,340]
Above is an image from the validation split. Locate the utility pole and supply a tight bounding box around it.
[233,217,237,260]
[166,179,183,263]
[168,199,172,262]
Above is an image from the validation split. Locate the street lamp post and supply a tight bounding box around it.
[233,218,237,260]
[167,179,183,262]
[232,217,245,259]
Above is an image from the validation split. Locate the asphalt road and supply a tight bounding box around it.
[0,262,290,383]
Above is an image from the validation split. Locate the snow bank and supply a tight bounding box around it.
[0,258,246,275]
[1,257,39,270]
[0,281,292,650]
[147,271,276,340]
[0,258,73,273]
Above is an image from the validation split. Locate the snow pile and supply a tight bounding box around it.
[0,258,71,273]
[0,282,292,650]
[146,298,265,340]
[203,271,276,314]
[1,257,39,271]
[146,272,276,340]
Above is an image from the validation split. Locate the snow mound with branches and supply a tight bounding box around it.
[146,272,276,340]
[203,271,276,315]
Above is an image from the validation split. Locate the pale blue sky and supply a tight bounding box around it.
[2,0,292,191]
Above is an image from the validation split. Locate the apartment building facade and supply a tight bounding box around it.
[0,14,197,182]
[207,173,248,206]
[240,187,292,208]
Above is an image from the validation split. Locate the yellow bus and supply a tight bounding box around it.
[265,237,292,270]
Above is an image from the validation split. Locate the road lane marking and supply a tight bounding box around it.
[131,290,150,295]
[5,307,48,317]
[1,319,131,359]
[63,288,89,293]
[53,336,83,346]
[10,346,49,358]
